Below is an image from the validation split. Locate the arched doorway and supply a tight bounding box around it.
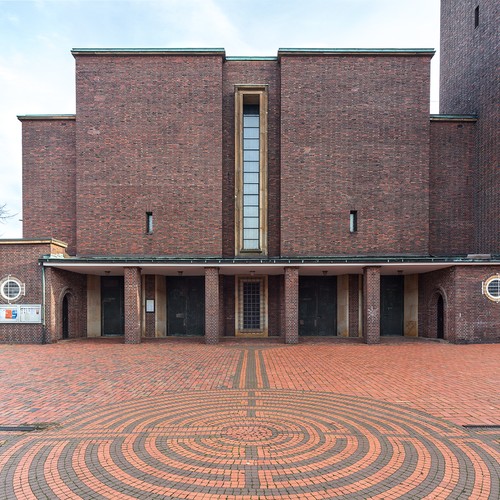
[437,294,444,339]
[62,294,69,339]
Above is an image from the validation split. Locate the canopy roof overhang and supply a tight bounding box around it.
[40,255,499,276]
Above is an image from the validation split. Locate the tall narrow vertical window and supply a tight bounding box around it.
[350,210,358,233]
[243,104,260,250]
[474,6,479,28]
[146,212,153,234]
[242,280,261,329]
[235,86,268,255]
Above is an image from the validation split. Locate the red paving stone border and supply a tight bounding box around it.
[0,338,499,499]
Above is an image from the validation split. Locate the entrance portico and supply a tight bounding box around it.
[39,256,500,344]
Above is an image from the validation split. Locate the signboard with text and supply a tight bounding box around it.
[0,304,42,323]
[0,305,18,322]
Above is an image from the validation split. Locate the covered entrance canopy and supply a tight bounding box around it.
[40,255,485,276]
[41,255,498,344]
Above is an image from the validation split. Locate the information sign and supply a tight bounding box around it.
[0,304,42,323]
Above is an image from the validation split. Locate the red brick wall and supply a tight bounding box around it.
[124,267,141,343]
[222,60,281,257]
[280,55,431,256]
[284,267,299,344]
[419,267,456,341]
[45,267,87,343]
[21,119,77,254]
[363,267,380,344]
[0,243,46,342]
[453,266,500,342]
[419,266,500,343]
[74,54,223,256]
[429,121,476,255]
[440,0,499,253]
[204,268,220,344]
[0,241,80,343]
[440,0,479,115]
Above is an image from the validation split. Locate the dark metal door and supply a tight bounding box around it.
[380,276,404,336]
[437,295,444,339]
[62,295,69,339]
[167,277,205,336]
[299,276,337,336]
[101,276,124,336]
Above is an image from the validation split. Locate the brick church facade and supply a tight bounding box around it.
[1,0,498,344]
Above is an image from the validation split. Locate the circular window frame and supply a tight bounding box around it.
[0,276,23,302]
[483,275,500,303]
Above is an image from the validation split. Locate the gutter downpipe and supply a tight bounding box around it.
[41,263,47,344]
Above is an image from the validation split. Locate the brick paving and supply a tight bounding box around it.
[0,338,499,499]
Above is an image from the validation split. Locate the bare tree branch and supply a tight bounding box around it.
[0,203,15,223]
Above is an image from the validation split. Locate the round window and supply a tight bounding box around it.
[0,277,23,302]
[484,276,500,303]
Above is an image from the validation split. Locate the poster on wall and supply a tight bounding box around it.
[19,305,42,323]
[0,304,42,323]
[0,305,19,322]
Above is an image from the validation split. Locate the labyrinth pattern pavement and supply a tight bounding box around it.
[0,347,499,499]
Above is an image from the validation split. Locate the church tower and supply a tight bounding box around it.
[440,0,499,253]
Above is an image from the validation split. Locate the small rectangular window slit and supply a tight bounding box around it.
[350,211,358,233]
[146,212,153,234]
[474,6,479,28]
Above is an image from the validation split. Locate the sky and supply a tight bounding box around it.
[0,0,441,238]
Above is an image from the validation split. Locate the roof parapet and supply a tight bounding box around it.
[430,114,478,122]
[70,48,435,59]
[278,48,435,57]
[71,48,226,57]
[0,238,68,247]
[226,56,277,61]
[17,114,76,121]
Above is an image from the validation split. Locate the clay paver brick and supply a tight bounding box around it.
[0,337,498,499]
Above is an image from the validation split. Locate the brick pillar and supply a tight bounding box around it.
[205,267,220,344]
[363,266,381,344]
[284,267,299,344]
[124,267,141,344]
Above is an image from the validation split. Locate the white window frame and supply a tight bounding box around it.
[0,276,25,303]
[483,275,500,303]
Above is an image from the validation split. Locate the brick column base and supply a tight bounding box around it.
[363,266,381,344]
[124,267,141,344]
[205,267,220,344]
[284,267,299,344]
